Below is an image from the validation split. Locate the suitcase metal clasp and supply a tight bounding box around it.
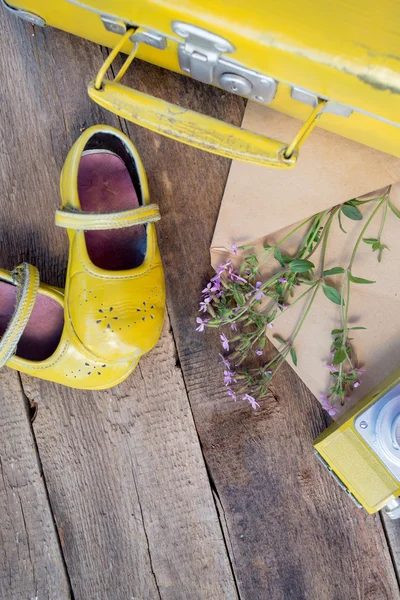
[172,22,278,105]
[0,0,45,26]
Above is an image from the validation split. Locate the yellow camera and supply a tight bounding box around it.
[314,369,400,518]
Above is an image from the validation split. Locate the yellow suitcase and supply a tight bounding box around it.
[3,0,400,168]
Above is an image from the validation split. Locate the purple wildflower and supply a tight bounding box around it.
[232,243,238,255]
[279,277,287,284]
[196,317,209,332]
[227,388,237,402]
[268,322,274,329]
[254,282,265,301]
[229,268,247,284]
[220,333,230,351]
[255,350,263,356]
[320,395,339,417]
[202,283,213,296]
[199,297,211,312]
[243,393,260,409]
[231,322,237,331]
[210,273,221,292]
[218,353,230,368]
[216,260,232,275]
[356,368,366,375]
[224,369,237,386]
[323,364,339,373]
[354,381,361,388]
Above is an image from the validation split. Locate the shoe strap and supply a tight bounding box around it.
[0,263,40,368]
[55,204,160,230]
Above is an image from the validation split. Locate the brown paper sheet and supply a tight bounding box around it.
[211,103,400,417]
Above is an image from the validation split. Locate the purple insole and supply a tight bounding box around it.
[0,282,63,361]
[78,153,147,271]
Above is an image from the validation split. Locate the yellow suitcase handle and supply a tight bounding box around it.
[88,29,326,169]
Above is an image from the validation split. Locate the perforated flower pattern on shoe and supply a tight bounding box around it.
[0,266,140,390]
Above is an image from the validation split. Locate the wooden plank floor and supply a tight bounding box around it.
[0,7,400,599]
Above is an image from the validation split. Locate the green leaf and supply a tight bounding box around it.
[348,272,375,284]
[342,204,363,221]
[333,348,346,365]
[298,279,317,286]
[323,267,345,276]
[322,283,342,305]
[331,326,367,335]
[372,242,380,251]
[338,210,347,233]
[245,254,258,265]
[290,347,297,366]
[389,201,400,220]
[273,248,285,267]
[363,238,378,245]
[289,259,315,273]
[233,289,245,306]
[274,335,286,345]
[332,337,343,349]
[349,197,381,206]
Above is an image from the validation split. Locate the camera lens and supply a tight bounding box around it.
[376,395,400,466]
[392,414,400,450]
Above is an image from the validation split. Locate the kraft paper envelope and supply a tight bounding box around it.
[211,103,400,417]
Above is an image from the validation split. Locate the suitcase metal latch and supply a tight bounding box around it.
[172,22,234,85]
[1,0,45,26]
[101,16,167,50]
[172,21,278,104]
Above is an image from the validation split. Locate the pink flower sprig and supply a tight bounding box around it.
[321,328,365,411]
[196,188,393,412]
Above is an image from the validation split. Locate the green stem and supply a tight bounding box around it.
[341,274,351,349]
[258,213,319,267]
[348,192,389,270]
[297,212,325,256]
[377,196,389,242]
[271,282,318,324]
[332,194,390,396]
[319,208,339,277]
[289,282,321,345]
[248,282,318,352]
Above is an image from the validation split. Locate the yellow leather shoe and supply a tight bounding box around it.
[55,125,165,364]
[0,263,139,389]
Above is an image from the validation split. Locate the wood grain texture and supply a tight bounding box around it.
[0,9,237,600]
[382,514,400,583]
[22,321,237,600]
[0,370,71,600]
[116,60,400,598]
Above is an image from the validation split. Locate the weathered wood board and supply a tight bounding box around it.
[0,370,71,600]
